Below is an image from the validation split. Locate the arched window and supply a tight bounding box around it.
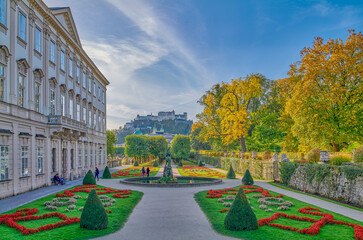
[16,59,30,108]
[33,69,44,113]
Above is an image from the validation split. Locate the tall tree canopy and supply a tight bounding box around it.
[279,30,363,151]
[195,74,266,152]
[148,136,168,159]
[107,130,117,157]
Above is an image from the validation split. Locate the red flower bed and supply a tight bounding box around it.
[0,185,133,236]
[178,166,226,178]
[206,186,283,198]
[55,185,132,198]
[0,208,80,235]
[111,167,158,178]
[258,207,363,240]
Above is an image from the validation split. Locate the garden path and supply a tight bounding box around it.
[204,163,243,179]
[96,178,241,240]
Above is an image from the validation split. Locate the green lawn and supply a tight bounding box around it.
[0,185,143,240]
[195,185,363,240]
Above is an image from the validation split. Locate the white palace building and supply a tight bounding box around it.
[0,0,109,198]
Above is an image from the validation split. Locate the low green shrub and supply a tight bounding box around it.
[353,146,363,163]
[330,153,352,166]
[198,160,204,166]
[341,166,363,181]
[224,188,258,231]
[279,162,298,185]
[153,160,158,167]
[102,166,111,179]
[83,170,96,185]
[178,161,183,167]
[307,148,320,163]
[242,169,254,185]
[226,165,236,179]
[80,189,108,230]
[134,161,139,166]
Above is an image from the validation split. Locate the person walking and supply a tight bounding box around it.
[95,167,100,181]
[142,167,146,177]
[146,167,150,177]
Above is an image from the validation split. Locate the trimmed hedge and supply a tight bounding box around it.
[224,188,258,231]
[242,169,254,185]
[80,189,108,230]
[83,170,96,185]
[226,165,236,179]
[102,166,111,179]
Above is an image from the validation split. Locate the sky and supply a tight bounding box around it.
[43,0,363,130]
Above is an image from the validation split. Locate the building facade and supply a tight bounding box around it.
[0,0,109,198]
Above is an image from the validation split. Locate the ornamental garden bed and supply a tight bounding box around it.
[0,185,143,240]
[195,185,363,240]
[177,166,226,178]
[111,166,160,178]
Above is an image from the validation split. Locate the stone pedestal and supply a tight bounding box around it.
[281,153,290,162]
[320,151,330,162]
[251,151,257,159]
[272,153,279,162]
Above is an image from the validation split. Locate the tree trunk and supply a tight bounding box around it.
[332,142,340,152]
[240,137,247,153]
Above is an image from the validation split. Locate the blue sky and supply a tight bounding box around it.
[43,0,363,129]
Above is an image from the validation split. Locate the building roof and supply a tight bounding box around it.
[134,130,143,135]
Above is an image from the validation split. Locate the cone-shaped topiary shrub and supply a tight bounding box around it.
[134,161,139,166]
[153,160,158,167]
[178,161,183,167]
[198,160,203,167]
[226,165,236,179]
[242,169,254,185]
[102,166,111,179]
[80,189,108,230]
[83,170,96,185]
[224,188,258,231]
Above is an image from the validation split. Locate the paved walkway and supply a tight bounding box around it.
[96,178,240,240]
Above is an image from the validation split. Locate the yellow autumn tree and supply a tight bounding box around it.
[194,74,264,152]
[280,30,363,151]
[218,74,263,152]
[193,84,225,147]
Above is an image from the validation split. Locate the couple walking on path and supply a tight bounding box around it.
[141,167,150,177]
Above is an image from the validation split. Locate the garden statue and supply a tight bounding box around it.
[240,152,245,160]
[251,151,257,159]
[320,151,330,162]
[272,153,279,162]
[281,153,290,162]
[163,156,173,178]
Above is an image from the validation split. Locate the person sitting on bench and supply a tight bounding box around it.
[53,173,64,185]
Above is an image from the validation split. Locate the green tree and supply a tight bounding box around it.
[148,136,168,159]
[189,125,211,151]
[107,130,117,157]
[102,166,111,179]
[171,135,191,160]
[242,169,254,185]
[80,189,108,230]
[114,146,125,156]
[83,170,96,185]
[224,188,258,231]
[125,135,149,161]
[279,30,363,151]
